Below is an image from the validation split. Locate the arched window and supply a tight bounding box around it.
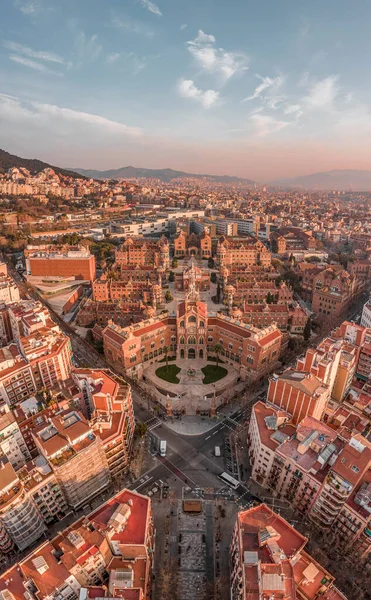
[180,336,185,345]
[199,337,204,345]
[199,320,204,328]
[188,336,196,344]
[188,315,197,323]
[180,320,185,327]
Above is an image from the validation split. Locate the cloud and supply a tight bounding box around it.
[8,54,62,75]
[0,92,142,137]
[249,114,290,137]
[241,75,283,102]
[304,76,338,108]
[177,78,219,109]
[111,14,154,37]
[284,104,303,119]
[75,32,102,65]
[14,1,39,14]
[187,29,248,82]
[107,52,121,64]
[180,24,187,30]
[3,41,65,64]
[140,0,162,16]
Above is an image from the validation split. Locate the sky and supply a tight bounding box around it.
[2,0,371,181]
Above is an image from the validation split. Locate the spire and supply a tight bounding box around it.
[186,260,200,302]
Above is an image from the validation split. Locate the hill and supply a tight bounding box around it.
[72,165,255,184]
[0,148,86,179]
[271,169,371,191]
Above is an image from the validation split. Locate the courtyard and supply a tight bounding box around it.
[143,358,240,414]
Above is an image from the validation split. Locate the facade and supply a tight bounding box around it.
[0,273,20,304]
[361,297,371,328]
[230,503,346,600]
[174,230,212,258]
[0,456,46,552]
[0,409,31,470]
[25,244,96,282]
[102,272,282,384]
[217,236,272,269]
[114,236,169,270]
[0,488,154,600]
[32,409,111,509]
[73,369,135,479]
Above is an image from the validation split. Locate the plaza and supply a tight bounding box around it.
[142,358,241,414]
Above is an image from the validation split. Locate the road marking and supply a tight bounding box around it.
[212,431,218,435]
[205,435,211,440]
[134,476,153,491]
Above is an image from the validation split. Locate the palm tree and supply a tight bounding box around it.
[212,343,223,369]
[163,345,169,370]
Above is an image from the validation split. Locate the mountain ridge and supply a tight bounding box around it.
[71,165,256,184]
[0,148,86,180]
[271,169,371,190]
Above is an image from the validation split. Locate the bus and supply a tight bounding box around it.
[218,471,239,490]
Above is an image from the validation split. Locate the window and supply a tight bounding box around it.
[180,337,185,345]
[247,356,254,365]
[188,336,196,344]
[199,321,204,328]
[180,320,185,327]
[188,315,196,323]
[208,336,213,343]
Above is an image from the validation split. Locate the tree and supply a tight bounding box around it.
[271,238,278,254]
[208,256,215,269]
[163,345,169,370]
[303,318,311,341]
[172,258,178,268]
[165,290,173,303]
[216,281,221,303]
[212,343,223,368]
[210,272,217,284]
[135,422,147,438]
[168,271,175,282]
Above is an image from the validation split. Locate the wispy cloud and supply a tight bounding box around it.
[0,92,142,137]
[3,41,65,64]
[140,0,162,16]
[284,104,303,119]
[187,30,248,82]
[106,52,121,64]
[241,75,283,102]
[304,76,339,108]
[8,54,62,75]
[177,78,219,109]
[14,1,40,14]
[180,24,187,31]
[111,14,154,37]
[75,32,102,65]
[249,113,290,137]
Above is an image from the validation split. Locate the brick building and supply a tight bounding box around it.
[217,236,272,269]
[174,230,212,258]
[114,236,169,270]
[25,244,96,282]
[102,269,282,384]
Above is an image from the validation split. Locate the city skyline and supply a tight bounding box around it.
[2,0,371,179]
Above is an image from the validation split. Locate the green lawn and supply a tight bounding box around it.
[201,364,228,384]
[155,364,181,384]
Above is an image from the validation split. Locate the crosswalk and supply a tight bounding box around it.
[145,416,161,431]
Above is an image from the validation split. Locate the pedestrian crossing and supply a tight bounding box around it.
[145,416,161,430]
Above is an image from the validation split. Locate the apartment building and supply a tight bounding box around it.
[0,409,31,470]
[0,273,20,304]
[0,456,46,552]
[24,244,96,283]
[267,369,330,424]
[361,297,371,328]
[0,488,154,600]
[33,410,111,509]
[247,402,371,560]
[72,369,135,478]
[230,503,346,600]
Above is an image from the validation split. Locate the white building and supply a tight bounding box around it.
[361,297,371,328]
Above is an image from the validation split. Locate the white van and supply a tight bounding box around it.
[214,446,221,457]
